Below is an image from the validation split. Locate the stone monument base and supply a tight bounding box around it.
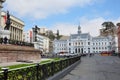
[0,29,10,39]
[0,44,42,63]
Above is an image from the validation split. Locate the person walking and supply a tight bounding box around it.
[0,37,3,44]
[4,37,8,44]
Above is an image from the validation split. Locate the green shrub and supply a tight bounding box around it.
[53,58,62,61]
[40,60,52,64]
[8,64,34,69]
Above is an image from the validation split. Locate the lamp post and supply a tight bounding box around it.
[32,25,38,42]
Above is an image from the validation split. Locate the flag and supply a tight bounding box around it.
[3,14,7,24]
[30,31,32,38]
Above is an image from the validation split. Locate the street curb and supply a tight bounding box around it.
[47,60,81,80]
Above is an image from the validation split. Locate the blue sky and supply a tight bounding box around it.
[3,0,120,36]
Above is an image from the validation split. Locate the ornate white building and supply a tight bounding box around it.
[1,11,24,41]
[53,26,113,54]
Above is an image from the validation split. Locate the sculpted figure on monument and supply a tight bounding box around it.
[4,11,11,30]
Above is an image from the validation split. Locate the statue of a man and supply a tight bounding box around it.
[4,11,11,30]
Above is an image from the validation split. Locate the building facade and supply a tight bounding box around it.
[53,26,112,54]
[54,39,68,54]
[34,34,44,51]
[23,30,32,43]
[49,41,53,53]
[99,22,118,52]
[92,36,112,53]
[1,11,24,41]
[117,23,120,53]
[43,36,50,53]
[33,34,50,53]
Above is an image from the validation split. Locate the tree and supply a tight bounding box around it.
[102,22,115,30]
[117,23,120,27]
[101,22,116,36]
[48,34,55,41]
[46,30,55,40]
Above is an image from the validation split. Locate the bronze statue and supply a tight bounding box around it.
[4,11,11,30]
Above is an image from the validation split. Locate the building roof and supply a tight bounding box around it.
[70,33,90,39]
[92,36,110,40]
[1,11,24,26]
[59,36,69,40]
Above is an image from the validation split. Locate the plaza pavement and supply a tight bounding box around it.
[60,54,120,80]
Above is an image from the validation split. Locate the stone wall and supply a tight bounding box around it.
[0,44,41,63]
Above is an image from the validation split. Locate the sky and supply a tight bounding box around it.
[2,0,120,37]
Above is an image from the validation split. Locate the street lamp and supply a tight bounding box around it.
[32,25,38,42]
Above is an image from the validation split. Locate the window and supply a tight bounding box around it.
[88,42,90,45]
[105,42,106,45]
[69,48,71,53]
[69,43,71,46]
[102,47,104,49]
[109,42,111,45]
[105,47,107,49]
[76,42,77,45]
[99,43,100,45]
[81,42,83,45]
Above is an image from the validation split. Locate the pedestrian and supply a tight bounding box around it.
[4,37,8,44]
[0,37,3,44]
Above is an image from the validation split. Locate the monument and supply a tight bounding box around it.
[0,0,10,39]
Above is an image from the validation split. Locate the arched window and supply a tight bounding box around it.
[78,48,80,53]
[75,48,77,53]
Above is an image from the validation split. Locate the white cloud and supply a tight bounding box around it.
[5,0,96,19]
[51,23,78,35]
[80,17,105,36]
[51,17,120,37]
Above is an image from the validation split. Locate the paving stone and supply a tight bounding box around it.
[60,54,120,80]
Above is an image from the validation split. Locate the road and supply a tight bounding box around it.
[60,54,120,80]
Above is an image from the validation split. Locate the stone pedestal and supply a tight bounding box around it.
[0,28,10,39]
[0,44,42,63]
